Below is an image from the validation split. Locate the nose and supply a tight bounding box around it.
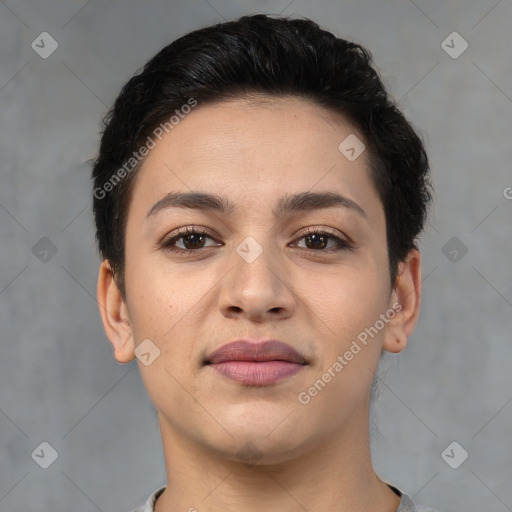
[218,237,296,322]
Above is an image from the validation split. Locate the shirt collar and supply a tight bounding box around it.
[141,483,418,512]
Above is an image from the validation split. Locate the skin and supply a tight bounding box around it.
[97,95,422,512]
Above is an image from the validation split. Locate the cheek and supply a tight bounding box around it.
[123,247,176,341]
[298,269,388,414]
[311,259,387,320]
[304,261,390,371]
[124,248,214,355]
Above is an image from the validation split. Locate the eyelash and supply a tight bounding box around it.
[158,225,353,255]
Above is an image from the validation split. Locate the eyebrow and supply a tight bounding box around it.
[145,191,367,220]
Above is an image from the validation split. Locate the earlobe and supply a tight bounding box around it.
[97,260,136,363]
[382,249,422,354]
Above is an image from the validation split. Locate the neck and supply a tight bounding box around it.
[154,407,400,512]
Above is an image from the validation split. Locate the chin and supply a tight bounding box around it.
[210,414,315,464]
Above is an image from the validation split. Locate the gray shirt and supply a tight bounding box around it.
[131,484,440,511]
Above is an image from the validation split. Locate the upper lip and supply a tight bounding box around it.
[206,339,307,365]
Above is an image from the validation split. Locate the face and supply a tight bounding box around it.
[105,96,412,464]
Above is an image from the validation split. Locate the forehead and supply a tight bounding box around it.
[146,96,365,169]
[128,95,382,223]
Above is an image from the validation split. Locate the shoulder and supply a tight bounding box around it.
[399,494,442,512]
[389,483,441,512]
[130,487,166,512]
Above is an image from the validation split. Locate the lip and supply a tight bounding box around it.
[205,339,308,386]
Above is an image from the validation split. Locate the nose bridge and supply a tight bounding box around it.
[233,232,281,292]
[230,202,277,274]
[219,230,295,318]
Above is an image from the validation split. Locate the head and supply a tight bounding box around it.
[93,14,431,464]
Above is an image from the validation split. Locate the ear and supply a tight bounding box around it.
[97,260,136,363]
[382,248,422,354]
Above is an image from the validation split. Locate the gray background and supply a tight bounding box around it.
[1,0,511,511]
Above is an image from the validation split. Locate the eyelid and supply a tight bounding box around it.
[158,225,220,247]
[294,225,354,245]
[158,224,355,255]
[291,226,354,250]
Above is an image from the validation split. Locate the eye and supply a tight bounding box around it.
[159,226,222,254]
[292,228,352,252]
[158,226,353,256]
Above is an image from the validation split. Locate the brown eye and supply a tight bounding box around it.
[160,227,222,254]
[304,233,329,250]
[294,229,352,252]
[179,232,206,250]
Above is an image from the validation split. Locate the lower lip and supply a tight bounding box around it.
[209,361,305,385]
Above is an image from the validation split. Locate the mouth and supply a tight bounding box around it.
[204,339,308,386]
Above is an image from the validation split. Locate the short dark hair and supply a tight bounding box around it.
[92,13,432,297]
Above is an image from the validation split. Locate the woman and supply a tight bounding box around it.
[92,14,439,512]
